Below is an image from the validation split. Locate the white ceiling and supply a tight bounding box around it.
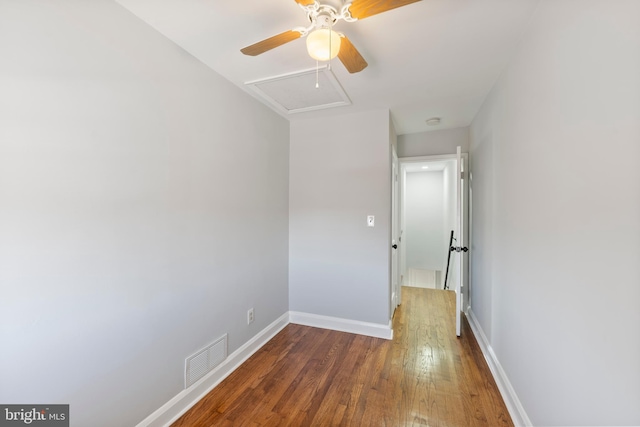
[403,160,452,173]
[115,0,539,135]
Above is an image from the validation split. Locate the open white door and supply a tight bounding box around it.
[454,146,467,337]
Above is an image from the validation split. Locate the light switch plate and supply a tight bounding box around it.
[367,215,375,227]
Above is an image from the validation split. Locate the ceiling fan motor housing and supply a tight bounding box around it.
[314,13,335,29]
[302,1,357,31]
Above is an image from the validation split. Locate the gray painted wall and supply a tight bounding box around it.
[289,110,392,326]
[0,2,289,426]
[405,172,445,271]
[469,1,640,425]
[397,127,469,157]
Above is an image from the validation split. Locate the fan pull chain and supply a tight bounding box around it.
[328,19,333,71]
[316,60,319,88]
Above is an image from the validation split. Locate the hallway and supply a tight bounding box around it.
[173,287,512,426]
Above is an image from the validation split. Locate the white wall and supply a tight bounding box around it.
[469,1,640,425]
[289,109,392,326]
[442,162,457,288]
[405,172,445,271]
[397,127,469,157]
[0,2,290,426]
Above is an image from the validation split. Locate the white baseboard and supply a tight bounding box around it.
[135,312,289,427]
[289,311,393,340]
[466,309,532,427]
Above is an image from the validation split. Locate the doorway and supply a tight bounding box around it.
[396,153,470,335]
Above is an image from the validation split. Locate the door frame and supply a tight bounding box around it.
[391,147,400,315]
[396,153,471,329]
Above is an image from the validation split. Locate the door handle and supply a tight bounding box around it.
[392,244,398,249]
[450,246,468,252]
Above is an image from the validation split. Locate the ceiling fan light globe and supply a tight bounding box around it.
[306,29,341,61]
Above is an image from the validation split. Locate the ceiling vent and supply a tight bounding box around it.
[245,66,351,115]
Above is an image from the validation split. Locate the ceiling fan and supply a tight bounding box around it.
[240,0,421,74]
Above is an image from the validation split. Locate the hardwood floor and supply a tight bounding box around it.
[172,288,513,426]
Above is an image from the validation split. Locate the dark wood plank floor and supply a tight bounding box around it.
[172,287,513,426]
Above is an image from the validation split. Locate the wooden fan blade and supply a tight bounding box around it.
[293,0,316,5]
[240,30,301,56]
[338,36,368,73]
[348,0,421,20]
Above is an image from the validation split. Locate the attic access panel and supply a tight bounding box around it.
[245,66,351,115]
